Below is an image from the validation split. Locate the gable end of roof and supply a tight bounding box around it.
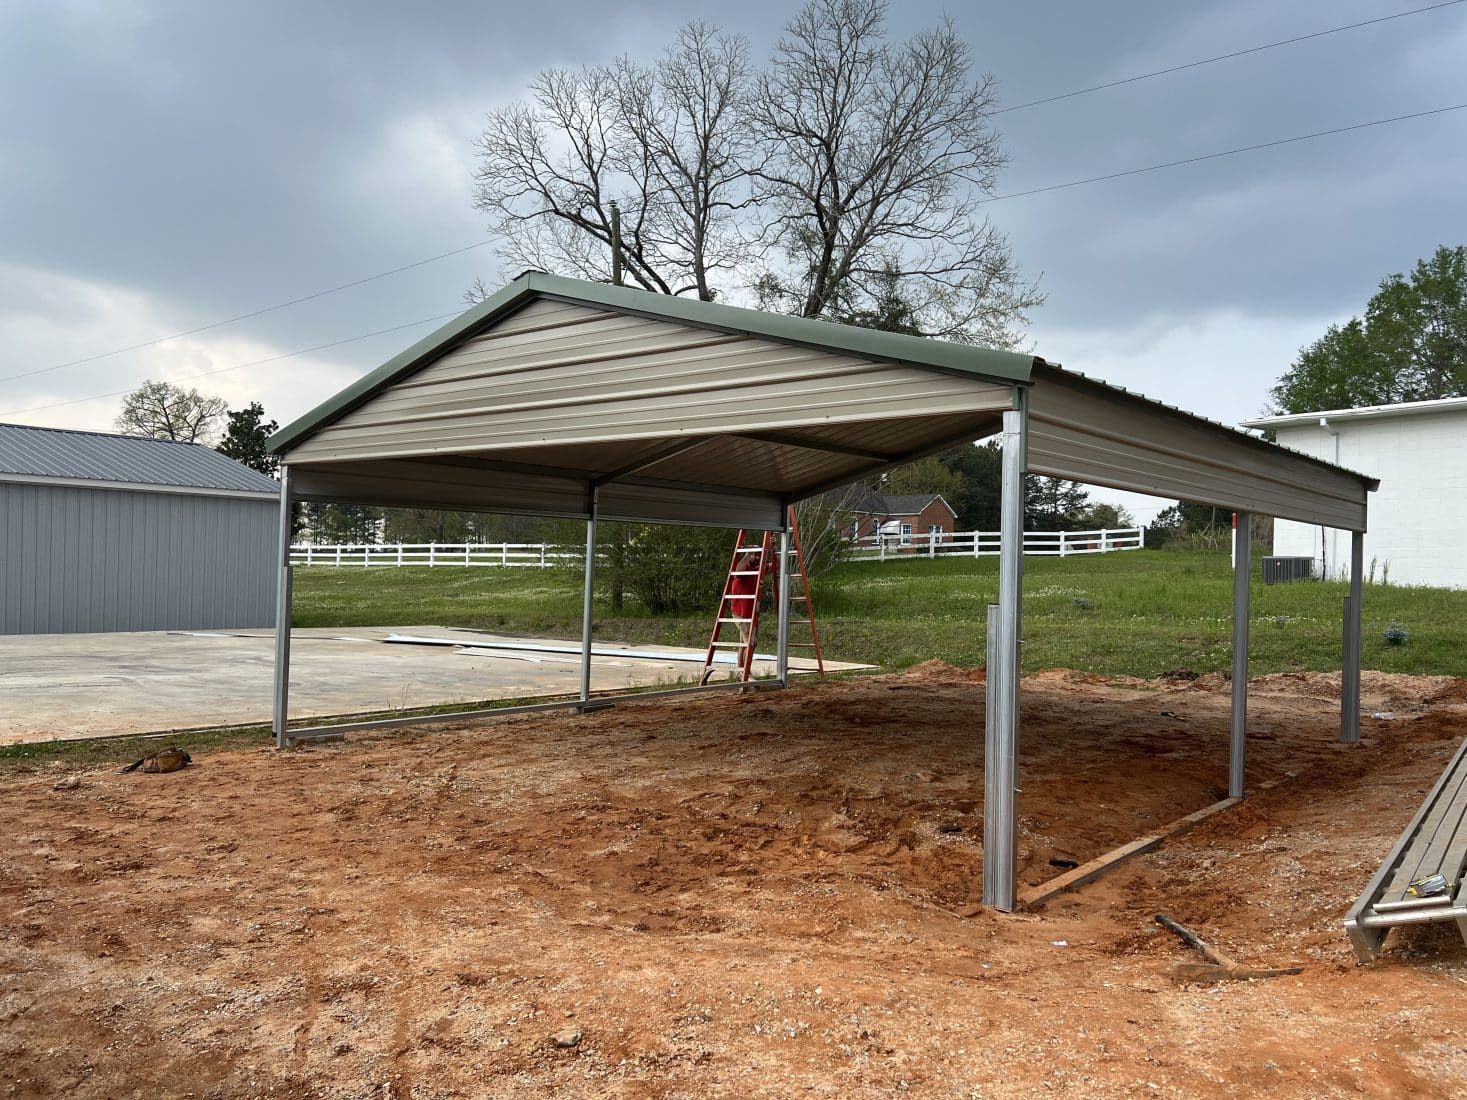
[268,272,1035,456]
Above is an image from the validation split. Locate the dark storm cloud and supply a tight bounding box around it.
[1,0,1463,427]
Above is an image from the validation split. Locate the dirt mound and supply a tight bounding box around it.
[1424,677,1467,705]
[902,658,985,682]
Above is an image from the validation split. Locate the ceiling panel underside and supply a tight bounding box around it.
[285,409,998,528]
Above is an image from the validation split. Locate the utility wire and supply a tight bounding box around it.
[985,102,1467,202]
[13,99,1467,420]
[0,241,491,385]
[997,0,1466,114]
[1,310,460,418]
[7,3,1461,387]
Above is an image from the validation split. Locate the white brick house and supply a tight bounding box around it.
[1243,397,1467,588]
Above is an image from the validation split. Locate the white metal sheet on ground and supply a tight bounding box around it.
[384,633,773,666]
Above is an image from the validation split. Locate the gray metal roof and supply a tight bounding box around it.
[0,423,280,495]
[1243,395,1467,430]
[874,493,953,516]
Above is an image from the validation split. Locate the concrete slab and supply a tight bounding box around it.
[0,626,864,744]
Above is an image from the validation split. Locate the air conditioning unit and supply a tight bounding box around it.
[1261,556,1316,584]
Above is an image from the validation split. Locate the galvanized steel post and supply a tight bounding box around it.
[983,399,1026,912]
[271,467,294,749]
[1342,529,1365,743]
[579,490,598,705]
[777,512,791,686]
[1230,511,1253,798]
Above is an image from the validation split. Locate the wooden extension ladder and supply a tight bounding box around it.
[701,506,826,684]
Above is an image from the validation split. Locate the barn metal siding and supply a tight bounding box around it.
[286,300,1014,465]
[0,482,277,634]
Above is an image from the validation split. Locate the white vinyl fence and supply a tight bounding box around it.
[293,527,1146,568]
[290,542,577,568]
[848,526,1147,560]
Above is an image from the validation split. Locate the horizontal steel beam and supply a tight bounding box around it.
[282,677,786,743]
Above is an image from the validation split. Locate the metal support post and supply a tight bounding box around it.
[1342,529,1365,743]
[1229,511,1253,798]
[776,512,792,686]
[579,490,598,706]
[271,468,294,749]
[983,399,1026,912]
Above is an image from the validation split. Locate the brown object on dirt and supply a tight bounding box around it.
[120,748,191,775]
[1156,913,1303,983]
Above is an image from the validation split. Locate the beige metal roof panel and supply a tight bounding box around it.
[288,300,1013,465]
[1027,365,1371,530]
[634,435,875,494]
[287,456,782,529]
[269,272,1035,456]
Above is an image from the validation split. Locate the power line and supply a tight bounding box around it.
[1,310,460,418]
[997,0,1467,114]
[14,100,1467,421]
[985,102,1467,202]
[0,241,491,385]
[7,6,1459,389]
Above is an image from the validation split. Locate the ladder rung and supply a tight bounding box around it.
[717,617,753,623]
[709,641,747,648]
[729,570,762,576]
[788,642,820,647]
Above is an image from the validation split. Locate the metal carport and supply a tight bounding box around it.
[267,271,1378,911]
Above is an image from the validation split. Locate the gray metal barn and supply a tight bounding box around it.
[0,423,279,634]
[267,271,1379,911]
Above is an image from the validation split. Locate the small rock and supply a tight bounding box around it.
[936,823,963,834]
[551,1028,582,1050]
[53,776,82,791]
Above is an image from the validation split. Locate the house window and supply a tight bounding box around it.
[899,523,912,545]
[930,524,944,537]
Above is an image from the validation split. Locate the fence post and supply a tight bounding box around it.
[1059,531,1067,557]
[1139,525,1146,548]
[879,535,886,561]
[540,545,547,567]
[429,544,436,567]
[501,544,508,566]
[929,530,936,558]
[396,544,403,566]
[1101,528,1109,552]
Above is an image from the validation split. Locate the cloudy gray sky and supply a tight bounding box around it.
[1,0,1464,518]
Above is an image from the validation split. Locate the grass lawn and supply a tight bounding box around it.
[291,549,1467,679]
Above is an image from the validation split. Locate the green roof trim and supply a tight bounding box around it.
[268,271,1035,455]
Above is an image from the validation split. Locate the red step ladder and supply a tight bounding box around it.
[701,507,826,684]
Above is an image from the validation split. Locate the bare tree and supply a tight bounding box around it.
[473,23,752,300]
[470,0,1041,342]
[115,380,227,444]
[750,0,1041,343]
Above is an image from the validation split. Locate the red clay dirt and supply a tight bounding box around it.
[3,666,1466,1098]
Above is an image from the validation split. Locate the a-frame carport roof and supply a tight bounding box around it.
[266,272,1382,910]
[269,271,1376,531]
